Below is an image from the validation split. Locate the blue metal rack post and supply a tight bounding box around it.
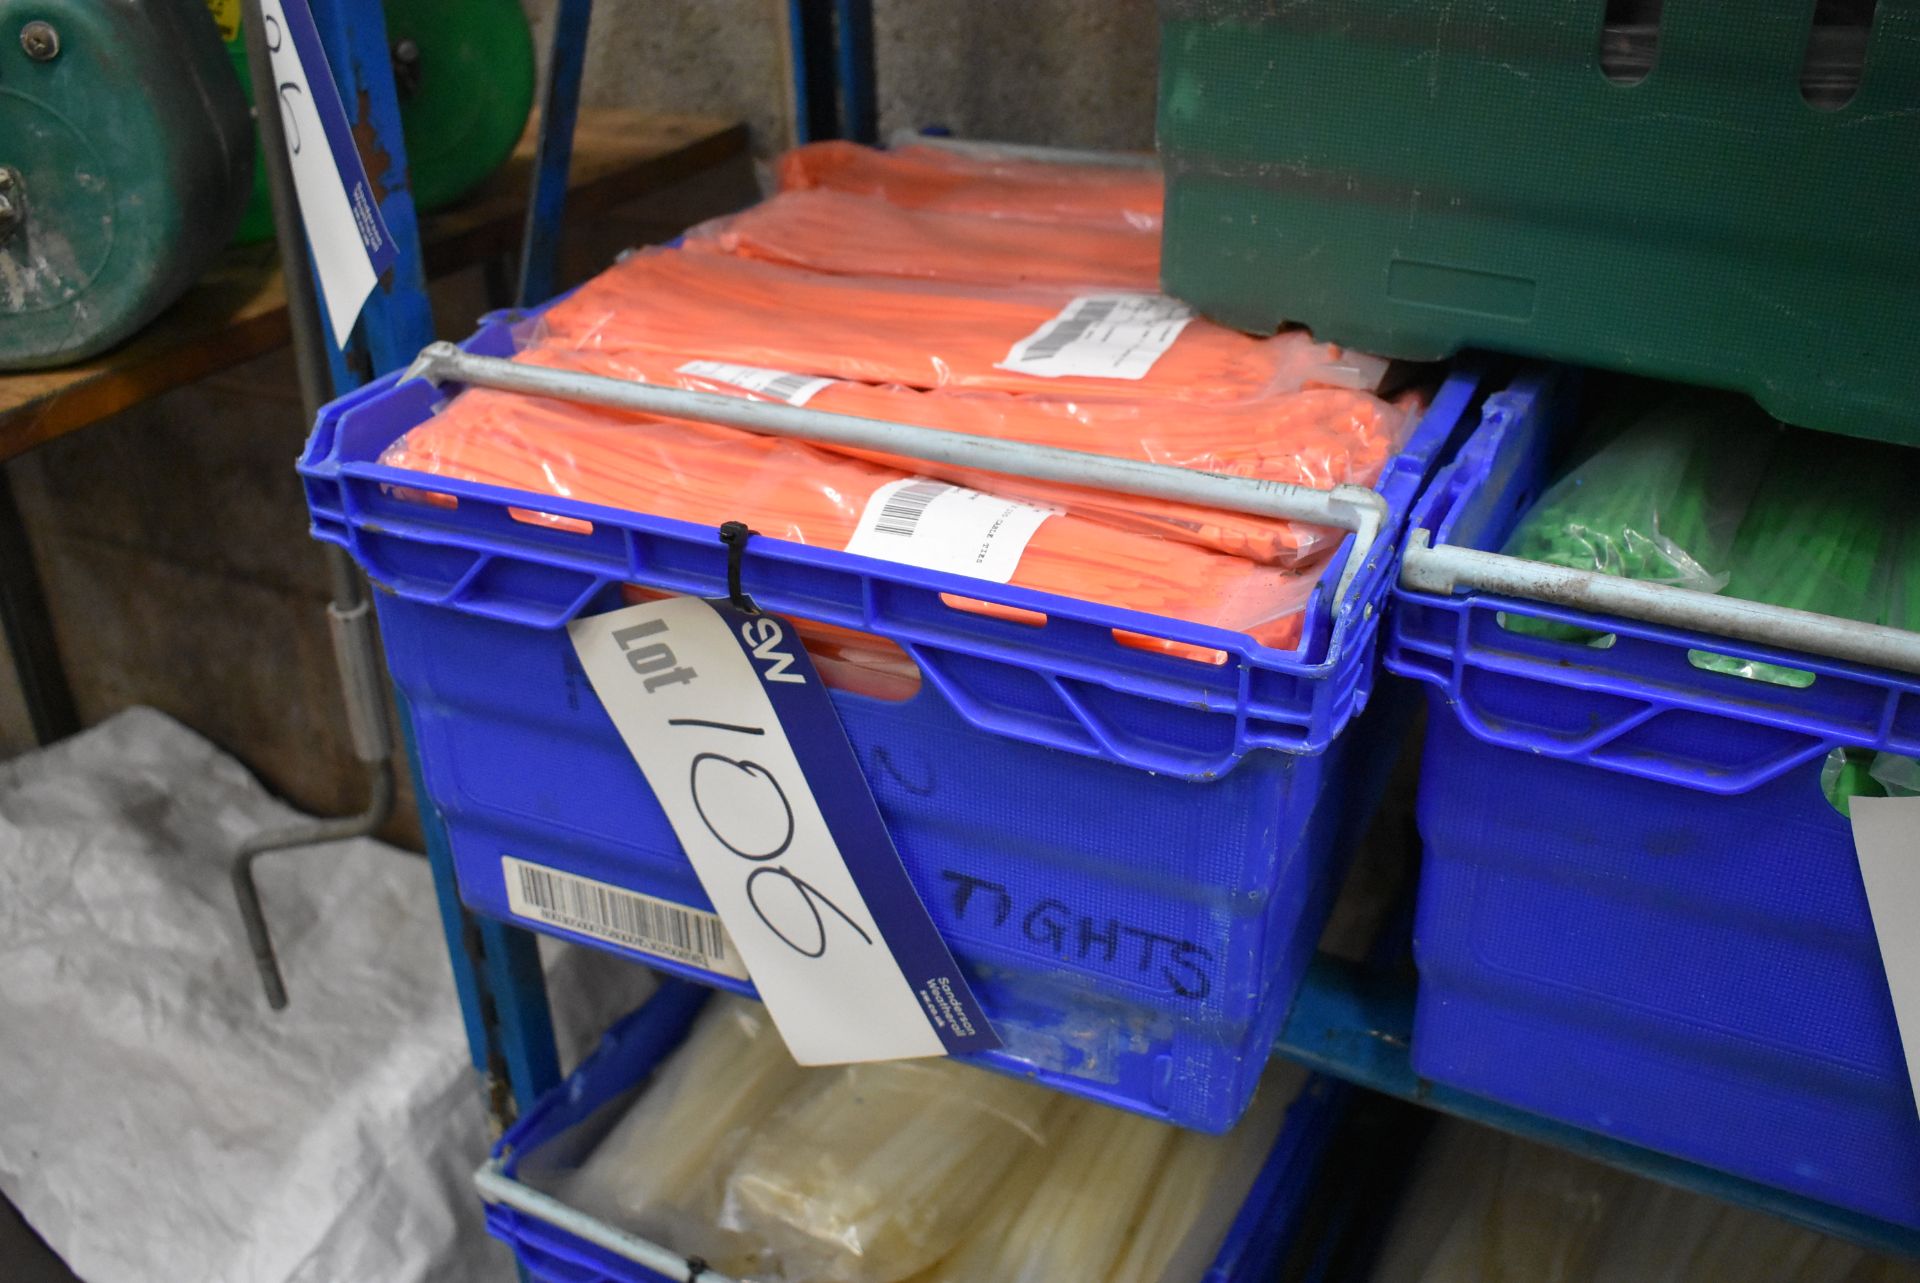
[290,0,883,1133]
[787,0,876,144]
[267,0,571,1126]
[351,0,888,1133]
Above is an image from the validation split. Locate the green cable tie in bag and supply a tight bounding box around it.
[1824,458,1920,815]
[1693,429,1900,688]
[1499,392,1779,642]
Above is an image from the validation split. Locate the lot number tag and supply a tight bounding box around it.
[568,595,998,1064]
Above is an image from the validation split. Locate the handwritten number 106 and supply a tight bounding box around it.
[680,733,872,958]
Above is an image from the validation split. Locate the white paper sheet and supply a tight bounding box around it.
[0,708,653,1283]
[1851,795,1920,1120]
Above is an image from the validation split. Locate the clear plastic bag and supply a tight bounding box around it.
[1694,427,1899,686]
[1502,391,1779,593]
[683,187,1162,291]
[717,1057,1058,1283]
[384,387,1322,657]
[557,996,808,1277]
[1104,1063,1307,1283]
[515,345,1415,569]
[557,996,1304,1283]
[527,248,1388,403]
[1820,747,1920,818]
[777,139,1163,232]
[1371,1120,1915,1283]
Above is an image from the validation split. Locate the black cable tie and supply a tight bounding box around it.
[717,521,758,613]
[685,1256,710,1280]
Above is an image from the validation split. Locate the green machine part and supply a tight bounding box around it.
[1157,2,1920,445]
[0,0,252,369]
[211,0,535,244]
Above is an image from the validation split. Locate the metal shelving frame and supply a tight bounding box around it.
[280,0,1920,1264]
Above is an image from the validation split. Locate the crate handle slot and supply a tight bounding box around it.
[399,342,1391,608]
[1401,530,1920,677]
[474,1158,739,1282]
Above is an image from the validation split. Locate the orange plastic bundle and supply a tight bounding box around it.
[534,250,1387,404]
[777,140,1162,231]
[520,346,1412,567]
[625,585,924,701]
[683,189,1161,291]
[382,388,1315,656]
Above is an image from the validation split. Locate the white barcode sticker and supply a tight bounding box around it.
[677,360,837,406]
[997,292,1195,380]
[502,855,749,980]
[844,479,1055,583]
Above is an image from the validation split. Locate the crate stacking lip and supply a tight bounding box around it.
[299,300,1495,1131]
[474,980,1353,1283]
[1385,368,1920,1229]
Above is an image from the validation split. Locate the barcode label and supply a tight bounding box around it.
[502,856,749,980]
[677,359,837,406]
[998,292,1195,380]
[845,479,1055,583]
[1021,298,1119,360]
[872,479,948,536]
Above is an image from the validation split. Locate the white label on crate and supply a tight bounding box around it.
[502,856,749,980]
[677,360,837,406]
[1851,796,1920,1117]
[844,479,1055,584]
[259,0,397,345]
[997,292,1195,380]
[568,596,996,1064]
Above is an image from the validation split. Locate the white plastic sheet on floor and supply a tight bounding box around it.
[0,708,657,1283]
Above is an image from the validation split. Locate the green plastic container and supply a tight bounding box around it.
[214,0,535,244]
[0,0,251,369]
[1157,1,1920,444]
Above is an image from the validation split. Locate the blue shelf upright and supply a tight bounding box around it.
[272,0,886,1132]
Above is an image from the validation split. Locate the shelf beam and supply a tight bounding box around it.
[1275,953,1920,1259]
[0,111,747,464]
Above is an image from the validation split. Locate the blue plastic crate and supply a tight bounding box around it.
[478,980,1352,1283]
[1385,370,1920,1228]
[299,305,1493,1131]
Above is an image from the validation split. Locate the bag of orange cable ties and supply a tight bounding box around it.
[378,251,1411,687]
[680,188,1163,291]
[382,385,1319,669]
[510,248,1412,567]
[670,171,1419,566]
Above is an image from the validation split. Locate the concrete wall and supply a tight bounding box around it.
[525,0,1160,156]
[872,0,1158,151]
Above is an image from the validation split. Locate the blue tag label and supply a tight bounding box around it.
[271,0,397,276]
[709,602,1000,1056]
[568,594,999,1062]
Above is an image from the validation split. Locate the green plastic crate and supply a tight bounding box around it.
[1157,1,1920,445]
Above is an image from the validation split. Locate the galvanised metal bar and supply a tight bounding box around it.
[404,343,1392,606]
[1401,531,1920,676]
